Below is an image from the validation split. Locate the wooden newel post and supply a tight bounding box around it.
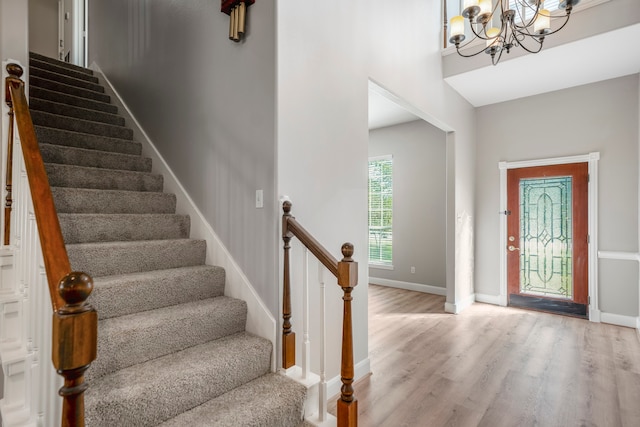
[4,64,22,246]
[337,242,358,427]
[52,272,98,427]
[282,201,296,369]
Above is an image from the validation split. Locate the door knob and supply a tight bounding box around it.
[508,245,520,252]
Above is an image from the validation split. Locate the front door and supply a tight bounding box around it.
[507,163,588,318]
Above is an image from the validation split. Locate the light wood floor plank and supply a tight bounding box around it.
[329,284,640,426]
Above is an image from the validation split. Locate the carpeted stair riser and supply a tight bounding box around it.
[84,333,272,427]
[35,126,141,155]
[30,58,99,84]
[30,75,110,103]
[31,110,133,140]
[30,51,94,75]
[52,187,177,214]
[31,66,105,93]
[45,163,163,192]
[159,373,306,427]
[90,265,225,320]
[59,213,189,243]
[89,297,248,380]
[67,238,206,277]
[40,143,151,172]
[30,97,124,126]
[30,86,118,114]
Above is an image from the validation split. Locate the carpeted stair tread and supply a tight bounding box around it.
[30,75,110,103]
[29,57,99,83]
[30,97,124,126]
[30,51,94,75]
[90,265,225,320]
[159,373,306,427]
[45,163,163,192]
[31,110,133,140]
[52,187,177,214]
[35,126,141,155]
[40,143,151,172]
[30,86,118,114]
[59,213,189,243]
[84,332,272,427]
[67,238,206,277]
[90,296,248,381]
[30,65,104,93]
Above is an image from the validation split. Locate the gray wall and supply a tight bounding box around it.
[475,74,640,317]
[29,0,58,58]
[88,0,279,315]
[368,119,447,288]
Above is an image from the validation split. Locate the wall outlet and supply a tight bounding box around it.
[255,190,263,208]
[410,266,415,274]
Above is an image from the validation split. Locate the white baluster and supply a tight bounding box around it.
[302,247,310,380]
[318,261,327,422]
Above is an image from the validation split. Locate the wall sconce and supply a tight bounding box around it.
[222,0,255,42]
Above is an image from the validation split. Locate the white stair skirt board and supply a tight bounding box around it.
[91,63,277,370]
[369,277,446,296]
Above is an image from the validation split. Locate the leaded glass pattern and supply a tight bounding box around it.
[519,176,573,299]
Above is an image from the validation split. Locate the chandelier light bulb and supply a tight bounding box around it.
[486,27,501,48]
[479,0,492,16]
[450,15,465,39]
[534,9,551,35]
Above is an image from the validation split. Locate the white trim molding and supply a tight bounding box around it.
[597,251,640,261]
[475,293,504,306]
[600,312,640,329]
[498,153,600,321]
[92,64,277,369]
[445,293,476,314]
[369,277,446,296]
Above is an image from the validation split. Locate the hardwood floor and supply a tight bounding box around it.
[329,284,640,427]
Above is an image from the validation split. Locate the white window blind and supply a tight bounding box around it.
[368,155,393,265]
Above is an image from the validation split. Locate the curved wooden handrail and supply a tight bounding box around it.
[282,200,358,426]
[6,63,97,427]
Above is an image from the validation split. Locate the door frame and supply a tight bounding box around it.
[498,152,600,322]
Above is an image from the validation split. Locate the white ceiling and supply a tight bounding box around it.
[444,24,640,107]
[369,23,640,129]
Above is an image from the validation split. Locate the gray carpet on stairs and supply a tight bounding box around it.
[28,51,306,426]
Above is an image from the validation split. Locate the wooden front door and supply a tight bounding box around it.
[507,163,588,318]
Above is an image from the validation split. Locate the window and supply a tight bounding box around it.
[509,0,561,21]
[368,156,393,266]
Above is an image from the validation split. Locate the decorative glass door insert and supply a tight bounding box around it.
[519,176,572,299]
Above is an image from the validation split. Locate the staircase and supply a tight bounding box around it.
[26,51,306,426]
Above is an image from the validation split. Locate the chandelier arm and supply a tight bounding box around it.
[491,46,505,66]
[517,36,544,54]
[468,20,492,41]
[454,43,490,58]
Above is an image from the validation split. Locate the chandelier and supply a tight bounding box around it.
[448,0,581,65]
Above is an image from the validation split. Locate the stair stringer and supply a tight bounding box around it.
[90,62,277,372]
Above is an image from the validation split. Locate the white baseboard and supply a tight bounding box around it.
[600,312,639,329]
[369,277,446,296]
[326,358,371,400]
[92,64,277,369]
[444,293,475,314]
[474,293,504,306]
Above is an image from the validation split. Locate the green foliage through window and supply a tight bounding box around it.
[368,156,392,265]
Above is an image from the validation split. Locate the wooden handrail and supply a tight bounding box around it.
[282,201,358,426]
[6,63,97,427]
